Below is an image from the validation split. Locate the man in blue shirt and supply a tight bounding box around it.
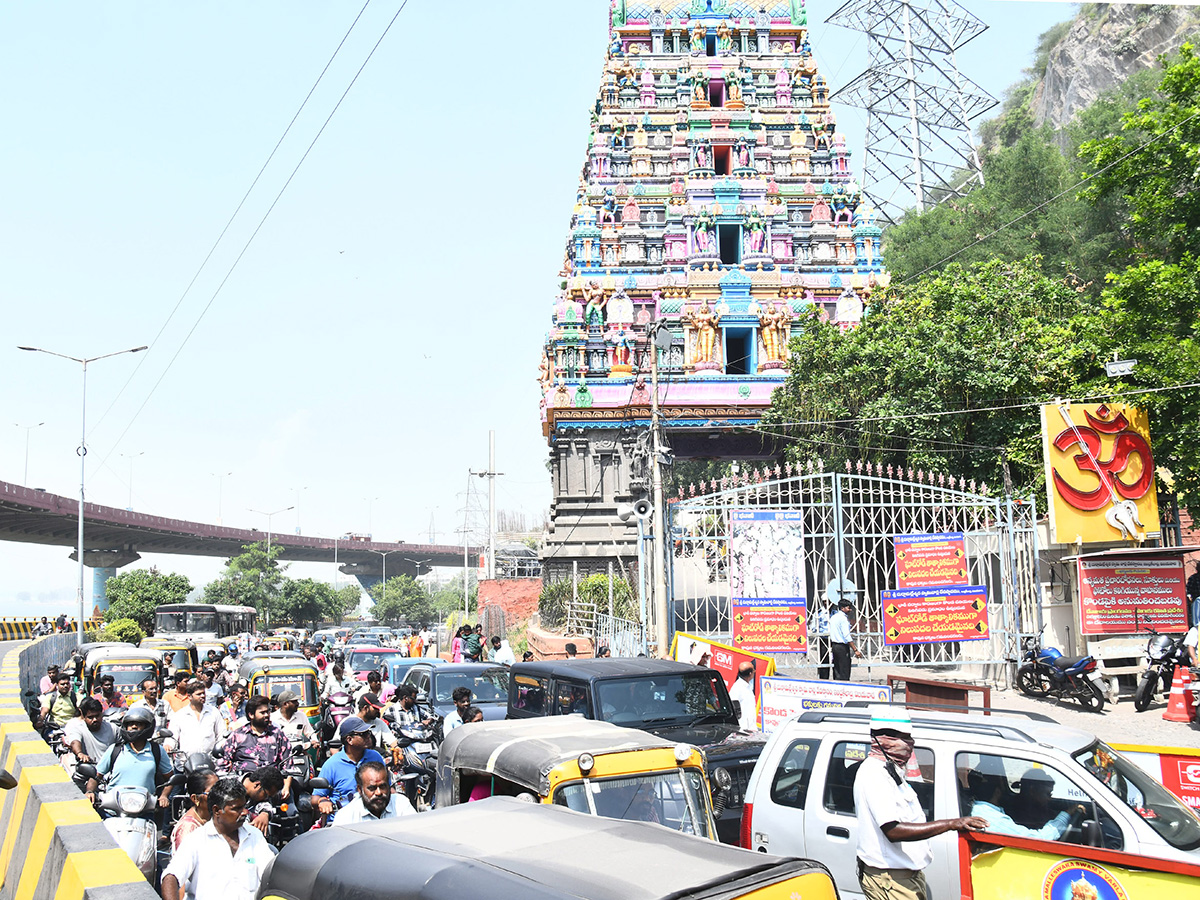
[968,757,1082,840]
[314,716,384,824]
[86,706,172,810]
[829,598,863,681]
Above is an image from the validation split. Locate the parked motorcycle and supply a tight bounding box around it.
[1017,636,1106,711]
[1134,624,1191,712]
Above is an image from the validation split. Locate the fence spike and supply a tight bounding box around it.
[886,464,894,478]
[688,482,696,496]
[817,458,824,472]
[677,486,685,499]
[785,461,793,476]
[970,478,977,492]
[855,459,864,473]
[938,472,946,486]
[980,481,989,495]
[907,466,915,480]
[774,463,782,478]
[917,469,924,482]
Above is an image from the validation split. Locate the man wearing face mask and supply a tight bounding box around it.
[853,709,986,900]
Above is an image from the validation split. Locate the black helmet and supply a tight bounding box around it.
[120,706,155,744]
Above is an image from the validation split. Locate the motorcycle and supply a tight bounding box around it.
[1017,636,1106,711]
[266,776,328,848]
[1134,624,1191,712]
[77,764,162,880]
[392,722,438,811]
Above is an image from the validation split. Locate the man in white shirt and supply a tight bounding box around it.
[357,693,398,755]
[162,778,275,900]
[271,690,319,751]
[728,662,758,731]
[320,665,352,701]
[854,708,985,900]
[168,683,226,757]
[332,761,414,826]
[829,598,863,681]
[1185,624,1198,667]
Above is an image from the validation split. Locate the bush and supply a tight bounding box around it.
[98,618,145,645]
[539,575,638,630]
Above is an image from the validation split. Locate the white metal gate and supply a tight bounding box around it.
[668,461,1042,671]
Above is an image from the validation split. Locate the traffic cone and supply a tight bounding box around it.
[1163,666,1196,723]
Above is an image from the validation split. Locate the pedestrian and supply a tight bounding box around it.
[464,625,483,663]
[595,644,611,659]
[332,760,414,825]
[522,651,535,662]
[313,717,386,824]
[853,709,985,900]
[729,661,757,731]
[39,663,60,694]
[442,687,473,733]
[811,596,832,680]
[161,777,276,900]
[171,769,220,851]
[491,636,515,665]
[829,598,863,681]
[451,626,466,663]
[220,683,247,729]
[1185,620,1198,667]
[169,682,226,756]
[320,664,351,701]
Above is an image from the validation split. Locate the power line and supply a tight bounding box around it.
[89,0,376,439]
[95,0,412,474]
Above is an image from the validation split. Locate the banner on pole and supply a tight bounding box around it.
[729,510,807,652]
[893,532,968,587]
[881,586,989,645]
[759,677,891,732]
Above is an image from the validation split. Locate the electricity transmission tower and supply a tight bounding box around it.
[827,0,997,225]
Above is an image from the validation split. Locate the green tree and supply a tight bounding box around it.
[429,573,476,620]
[275,578,335,629]
[762,257,1097,501]
[98,617,145,644]
[103,568,193,633]
[369,575,430,626]
[327,584,362,624]
[1080,43,1200,264]
[201,542,287,624]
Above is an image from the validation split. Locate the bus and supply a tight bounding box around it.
[153,603,257,640]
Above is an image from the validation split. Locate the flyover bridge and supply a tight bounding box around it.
[0,479,477,601]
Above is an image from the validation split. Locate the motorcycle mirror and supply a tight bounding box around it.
[0,769,17,790]
[307,778,329,791]
[76,763,99,780]
[169,772,188,787]
[23,690,34,698]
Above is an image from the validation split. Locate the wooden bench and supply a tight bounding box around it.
[1088,638,1146,704]
[887,674,992,715]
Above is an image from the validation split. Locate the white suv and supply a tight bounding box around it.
[740,707,1200,899]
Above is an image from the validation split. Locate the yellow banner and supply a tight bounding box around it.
[969,844,1198,900]
[1041,403,1159,544]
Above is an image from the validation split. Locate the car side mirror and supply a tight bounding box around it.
[416,692,427,704]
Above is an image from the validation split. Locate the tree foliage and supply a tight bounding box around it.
[763,258,1097,502]
[103,568,193,633]
[369,575,430,626]
[98,617,145,645]
[201,542,286,624]
[274,578,336,629]
[428,573,476,621]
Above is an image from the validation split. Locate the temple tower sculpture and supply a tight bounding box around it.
[540,0,888,582]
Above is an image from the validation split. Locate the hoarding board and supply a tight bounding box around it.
[759,676,891,732]
[729,509,807,652]
[1077,557,1187,635]
[893,532,969,587]
[881,585,989,645]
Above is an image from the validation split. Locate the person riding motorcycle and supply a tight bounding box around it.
[39,672,79,735]
[85,706,172,809]
[64,697,116,767]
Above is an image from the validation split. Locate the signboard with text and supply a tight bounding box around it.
[881,586,989,645]
[1077,557,1188,635]
[670,632,777,727]
[759,677,891,732]
[893,532,968,587]
[729,509,807,652]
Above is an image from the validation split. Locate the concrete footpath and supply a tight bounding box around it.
[0,639,157,900]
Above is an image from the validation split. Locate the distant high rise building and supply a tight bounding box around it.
[540,0,887,580]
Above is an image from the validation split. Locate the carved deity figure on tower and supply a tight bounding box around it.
[745,207,767,254]
[735,136,752,169]
[583,280,609,327]
[690,22,706,55]
[692,69,710,104]
[759,302,793,364]
[685,300,721,365]
[717,21,733,53]
[693,139,711,170]
[726,66,745,105]
[694,208,716,254]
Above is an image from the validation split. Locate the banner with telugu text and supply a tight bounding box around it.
[729,509,807,652]
[1077,557,1187,635]
[882,585,989,645]
[894,532,969,587]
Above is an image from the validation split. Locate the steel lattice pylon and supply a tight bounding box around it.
[827,0,997,225]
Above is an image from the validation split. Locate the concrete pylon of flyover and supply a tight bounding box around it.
[67,549,142,615]
[538,1,888,582]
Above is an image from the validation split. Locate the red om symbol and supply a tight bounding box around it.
[1051,408,1154,511]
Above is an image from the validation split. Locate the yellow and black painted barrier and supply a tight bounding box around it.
[0,620,103,642]
[0,641,156,900]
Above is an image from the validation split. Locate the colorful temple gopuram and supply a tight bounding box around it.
[540,0,888,579]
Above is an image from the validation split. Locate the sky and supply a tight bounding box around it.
[0,0,1080,616]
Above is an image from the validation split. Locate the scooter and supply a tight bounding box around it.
[77,764,162,881]
[393,723,438,811]
[320,691,354,745]
[1016,636,1106,711]
[1134,624,1191,712]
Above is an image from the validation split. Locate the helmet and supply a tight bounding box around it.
[120,706,156,744]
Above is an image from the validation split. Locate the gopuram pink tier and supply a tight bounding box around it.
[539,0,888,579]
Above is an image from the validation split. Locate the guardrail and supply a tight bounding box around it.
[0,619,103,642]
[0,639,156,900]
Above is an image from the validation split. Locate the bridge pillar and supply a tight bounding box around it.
[69,550,141,616]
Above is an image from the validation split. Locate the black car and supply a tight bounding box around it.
[505,658,767,844]
[400,662,509,727]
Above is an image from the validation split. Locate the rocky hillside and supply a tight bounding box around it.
[1033,3,1200,129]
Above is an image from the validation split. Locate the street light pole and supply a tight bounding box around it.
[14,421,44,485]
[18,344,148,648]
[248,505,294,561]
[370,549,396,622]
[649,322,670,657]
[120,451,144,509]
[211,471,232,524]
[291,485,308,534]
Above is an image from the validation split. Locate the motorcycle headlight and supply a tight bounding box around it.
[118,790,146,815]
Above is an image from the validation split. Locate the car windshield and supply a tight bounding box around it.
[1073,741,1200,851]
[434,668,509,705]
[96,663,157,694]
[156,612,186,633]
[553,770,712,838]
[349,650,403,672]
[594,672,733,726]
[258,674,318,707]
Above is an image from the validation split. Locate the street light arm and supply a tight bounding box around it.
[18,346,84,363]
[87,346,148,363]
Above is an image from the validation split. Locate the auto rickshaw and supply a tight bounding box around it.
[139,637,199,680]
[257,634,296,652]
[257,797,840,900]
[83,647,162,704]
[239,657,321,726]
[193,639,228,664]
[436,718,721,839]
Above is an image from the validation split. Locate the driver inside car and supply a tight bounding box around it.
[968,757,1081,840]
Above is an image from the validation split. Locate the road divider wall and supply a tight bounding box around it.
[0,640,156,900]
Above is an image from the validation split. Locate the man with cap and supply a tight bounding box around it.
[968,757,1081,839]
[271,690,319,751]
[854,708,986,900]
[313,715,385,824]
[829,598,862,681]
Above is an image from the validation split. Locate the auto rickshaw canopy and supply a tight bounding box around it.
[83,648,162,694]
[259,797,837,900]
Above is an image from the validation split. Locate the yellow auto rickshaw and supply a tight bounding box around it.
[140,637,199,680]
[258,797,839,900]
[436,718,721,839]
[83,647,162,704]
[239,657,321,726]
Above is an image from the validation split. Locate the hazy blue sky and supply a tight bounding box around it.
[0,1,1079,616]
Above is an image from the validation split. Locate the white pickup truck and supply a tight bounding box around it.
[740,707,1200,899]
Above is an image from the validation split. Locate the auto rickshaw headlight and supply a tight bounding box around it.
[577,752,595,774]
[712,766,732,793]
[673,743,692,764]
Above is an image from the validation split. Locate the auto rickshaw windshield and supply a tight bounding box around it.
[1073,741,1200,851]
[552,769,713,839]
[96,663,157,694]
[595,672,732,726]
[258,674,318,706]
[161,647,193,670]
